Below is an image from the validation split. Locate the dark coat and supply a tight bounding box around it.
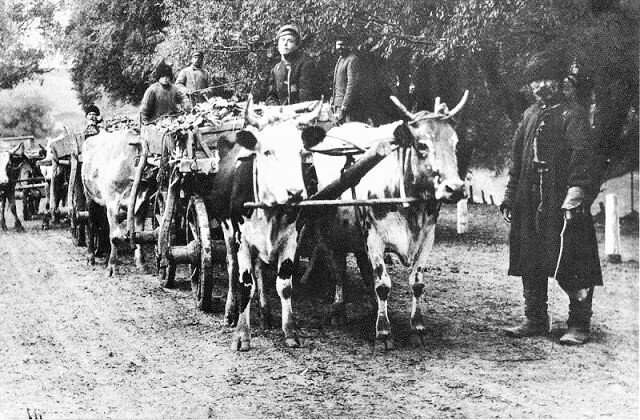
[332,53,364,119]
[140,82,189,125]
[502,98,603,289]
[265,51,321,106]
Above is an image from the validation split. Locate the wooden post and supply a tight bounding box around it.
[457,198,468,235]
[605,193,622,263]
[468,185,475,204]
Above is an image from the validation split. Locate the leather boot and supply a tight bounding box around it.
[560,287,593,345]
[504,275,550,337]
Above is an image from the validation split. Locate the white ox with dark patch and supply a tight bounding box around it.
[81,130,154,276]
[226,116,313,352]
[300,95,467,349]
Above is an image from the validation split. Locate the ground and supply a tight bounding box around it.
[0,204,637,418]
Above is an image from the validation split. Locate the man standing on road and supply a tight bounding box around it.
[500,51,603,345]
[331,34,367,123]
[265,24,321,106]
[140,61,190,125]
[175,50,212,105]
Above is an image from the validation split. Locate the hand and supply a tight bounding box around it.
[561,186,585,212]
[500,203,512,223]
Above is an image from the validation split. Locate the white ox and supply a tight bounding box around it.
[224,104,322,351]
[81,129,154,276]
[299,94,467,349]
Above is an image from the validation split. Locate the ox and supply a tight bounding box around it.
[0,148,30,232]
[81,130,156,276]
[220,102,325,351]
[299,93,467,349]
[42,135,70,223]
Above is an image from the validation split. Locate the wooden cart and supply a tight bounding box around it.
[131,119,243,312]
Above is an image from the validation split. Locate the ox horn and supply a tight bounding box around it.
[390,96,416,121]
[243,95,268,129]
[296,96,324,126]
[445,90,469,119]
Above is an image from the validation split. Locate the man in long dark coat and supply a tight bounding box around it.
[500,51,603,345]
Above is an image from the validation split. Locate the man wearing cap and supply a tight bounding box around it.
[265,24,321,106]
[500,51,603,345]
[140,61,190,125]
[331,34,367,123]
[84,104,102,138]
[176,51,212,105]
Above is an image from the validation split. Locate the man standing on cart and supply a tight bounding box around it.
[176,50,213,106]
[265,24,322,106]
[140,61,191,125]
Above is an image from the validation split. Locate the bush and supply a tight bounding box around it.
[0,86,53,138]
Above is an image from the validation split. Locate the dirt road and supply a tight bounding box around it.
[0,205,637,418]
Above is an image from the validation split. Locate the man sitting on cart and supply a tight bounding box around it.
[84,104,102,138]
[140,61,191,125]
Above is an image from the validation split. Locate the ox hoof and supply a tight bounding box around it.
[375,333,395,351]
[1,225,8,231]
[259,307,273,330]
[225,304,239,328]
[231,335,251,352]
[87,256,96,266]
[14,225,25,233]
[285,337,301,348]
[106,266,115,277]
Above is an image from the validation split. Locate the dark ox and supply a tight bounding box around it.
[299,94,467,349]
[0,150,31,232]
[81,130,155,276]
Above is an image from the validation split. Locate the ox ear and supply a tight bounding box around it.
[301,126,326,150]
[236,130,258,151]
[392,123,413,148]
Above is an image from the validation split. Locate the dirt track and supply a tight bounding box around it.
[0,204,637,418]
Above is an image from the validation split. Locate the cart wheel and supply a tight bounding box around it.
[22,190,33,221]
[70,163,86,247]
[186,195,213,312]
[71,223,86,247]
[154,190,176,287]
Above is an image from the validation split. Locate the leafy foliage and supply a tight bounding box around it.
[63,0,168,104]
[0,86,53,137]
[64,0,638,170]
[0,0,59,90]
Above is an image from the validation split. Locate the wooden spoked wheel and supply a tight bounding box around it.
[69,161,86,247]
[186,195,214,312]
[154,190,176,287]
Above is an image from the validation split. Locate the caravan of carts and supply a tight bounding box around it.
[12,95,448,314]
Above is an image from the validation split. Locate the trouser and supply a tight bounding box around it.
[523,273,594,328]
[522,273,549,323]
[563,285,594,329]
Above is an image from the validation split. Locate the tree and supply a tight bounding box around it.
[63,0,168,105]
[0,0,59,90]
[66,0,638,172]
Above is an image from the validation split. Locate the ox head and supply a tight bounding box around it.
[237,97,319,206]
[389,92,468,203]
